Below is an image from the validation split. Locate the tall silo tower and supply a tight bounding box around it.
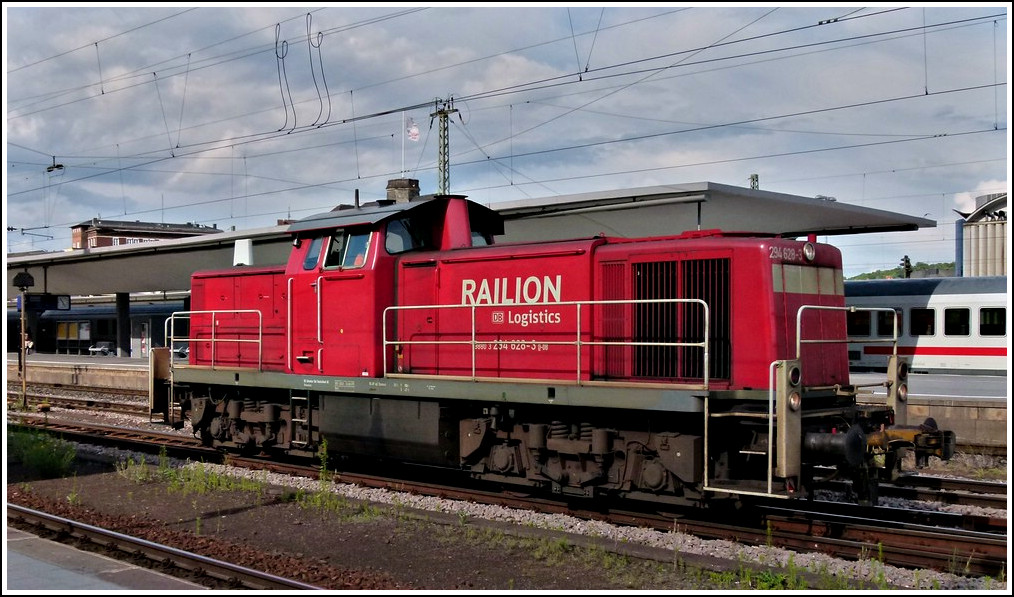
[955,193,1007,277]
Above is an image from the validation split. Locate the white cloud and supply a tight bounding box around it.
[953,179,1008,214]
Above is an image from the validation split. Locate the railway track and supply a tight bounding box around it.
[7,504,323,590]
[886,480,1007,510]
[226,455,1008,577]
[757,505,1006,578]
[819,476,1008,510]
[8,418,215,462]
[10,383,147,398]
[10,392,1006,513]
[8,391,149,416]
[7,417,1007,579]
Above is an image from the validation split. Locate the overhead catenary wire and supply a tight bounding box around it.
[5,7,1007,263]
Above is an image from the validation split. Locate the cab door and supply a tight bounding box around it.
[318,230,373,377]
[288,235,325,373]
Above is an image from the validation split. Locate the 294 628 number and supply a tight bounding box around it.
[770,245,803,262]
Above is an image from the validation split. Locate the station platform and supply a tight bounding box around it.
[5,525,205,591]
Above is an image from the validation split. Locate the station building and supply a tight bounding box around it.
[70,218,223,250]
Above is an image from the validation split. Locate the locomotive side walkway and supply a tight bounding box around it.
[6,353,1008,451]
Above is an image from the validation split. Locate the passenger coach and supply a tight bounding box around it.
[845,276,1007,375]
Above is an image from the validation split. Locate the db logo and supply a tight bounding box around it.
[491,311,504,324]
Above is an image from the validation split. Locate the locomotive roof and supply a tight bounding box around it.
[844,275,1007,297]
[287,194,504,235]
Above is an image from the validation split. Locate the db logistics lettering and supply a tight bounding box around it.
[507,308,561,327]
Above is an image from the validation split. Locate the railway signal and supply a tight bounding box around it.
[900,255,913,278]
[14,271,35,409]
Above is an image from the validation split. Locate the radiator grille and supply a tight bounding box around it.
[631,258,731,381]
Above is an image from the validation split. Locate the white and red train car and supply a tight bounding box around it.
[845,276,1008,376]
[153,193,954,507]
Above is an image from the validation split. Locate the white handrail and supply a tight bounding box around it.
[164,309,264,371]
[795,305,898,360]
[382,298,710,387]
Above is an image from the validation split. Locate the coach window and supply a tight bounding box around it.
[302,236,324,270]
[910,307,935,336]
[944,308,970,336]
[876,309,902,338]
[980,307,1006,336]
[846,310,871,337]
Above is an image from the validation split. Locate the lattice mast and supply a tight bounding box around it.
[430,97,458,195]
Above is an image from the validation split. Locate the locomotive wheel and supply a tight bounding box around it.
[190,395,220,447]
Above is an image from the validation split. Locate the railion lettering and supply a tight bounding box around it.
[461,275,562,305]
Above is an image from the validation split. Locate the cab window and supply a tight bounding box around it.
[324,230,371,269]
[323,234,345,268]
[344,231,370,268]
[302,236,324,270]
[385,218,429,254]
[471,230,492,246]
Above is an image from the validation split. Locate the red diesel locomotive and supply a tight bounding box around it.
[151,193,954,506]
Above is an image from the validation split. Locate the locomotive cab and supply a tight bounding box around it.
[282,195,503,378]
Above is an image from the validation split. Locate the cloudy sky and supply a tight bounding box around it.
[4,4,1009,278]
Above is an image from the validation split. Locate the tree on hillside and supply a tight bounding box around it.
[849,261,955,280]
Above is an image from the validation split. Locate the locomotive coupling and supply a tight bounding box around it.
[803,425,866,468]
[866,417,956,466]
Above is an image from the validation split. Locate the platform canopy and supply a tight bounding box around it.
[6,225,291,297]
[494,182,934,242]
[7,181,934,298]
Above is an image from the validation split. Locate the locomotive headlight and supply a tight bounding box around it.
[788,390,802,411]
[896,383,908,402]
[802,242,816,262]
[788,365,801,386]
[897,360,909,381]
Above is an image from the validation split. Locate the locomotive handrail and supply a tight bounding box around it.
[164,309,264,371]
[382,298,710,388]
[701,359,782,499]
[287,277,293,371]
[765,360,778,495]
[794,305,899,361]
